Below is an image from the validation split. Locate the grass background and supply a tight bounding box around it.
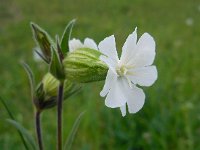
[0,0,200,149]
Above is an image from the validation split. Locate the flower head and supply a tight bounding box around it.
[69,38,98,52]
[99,28,157,116]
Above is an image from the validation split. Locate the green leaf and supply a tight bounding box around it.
[7,119,37,150]
[49,48,65,80]
[60,19,76,54]
[30,22,54,63]
[0,97,15,120]
[0,97,29,150]
[21,62,35,101]
[64,111,85,150]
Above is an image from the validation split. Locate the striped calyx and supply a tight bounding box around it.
[63,48,108,83]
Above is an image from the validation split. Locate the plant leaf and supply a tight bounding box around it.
[64,111,85,150]
[0,97,29,150]
[21,62,35,102]
[60,19,76,54]
[7,119,37,150]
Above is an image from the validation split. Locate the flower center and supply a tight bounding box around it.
[116,65,128,76]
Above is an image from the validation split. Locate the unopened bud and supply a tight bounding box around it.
[35,73,81,110]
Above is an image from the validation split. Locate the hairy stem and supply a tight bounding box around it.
[35,111,43,150]
[57,81,64,150]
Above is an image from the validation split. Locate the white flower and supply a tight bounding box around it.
[33,47,43,62]
[98,28,157,117]
[185,17,194,26]
[69,38,98,52]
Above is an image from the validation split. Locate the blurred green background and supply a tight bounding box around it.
[0,0,200,149]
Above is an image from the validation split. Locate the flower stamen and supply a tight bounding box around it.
[116,65,128,76]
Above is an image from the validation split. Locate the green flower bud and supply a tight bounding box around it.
[35,73,81,110]
[63,48,108,83]
[43,73,59,97]
[31,22,54,63]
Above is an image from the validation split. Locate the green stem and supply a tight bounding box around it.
[57,81,64,150]
[35,111,43,150]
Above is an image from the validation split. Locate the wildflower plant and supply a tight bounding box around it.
[1,19,157,150]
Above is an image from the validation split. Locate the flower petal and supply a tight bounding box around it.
[69,38,84,52]
[105,77,127,108]
[126,85,145,114]
[100,55,117,75]
[120,105,127,117]
[127,33,155,67]
[33,47,42,62]
[120,28,137,64]
[127,66,157,87]
[100,69,117,97]
[98,35,119,61]
[84,38,98,50]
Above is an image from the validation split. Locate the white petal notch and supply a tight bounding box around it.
[69,38,98,52]
[98,35,119,61]
[33,47,43,62]
[99,28,158,117]
[84,38,98,50]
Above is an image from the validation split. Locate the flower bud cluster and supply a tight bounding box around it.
[30,21,108,111]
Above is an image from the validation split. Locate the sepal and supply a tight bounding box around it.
[61,19,76,54]
[49,48,65,81]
